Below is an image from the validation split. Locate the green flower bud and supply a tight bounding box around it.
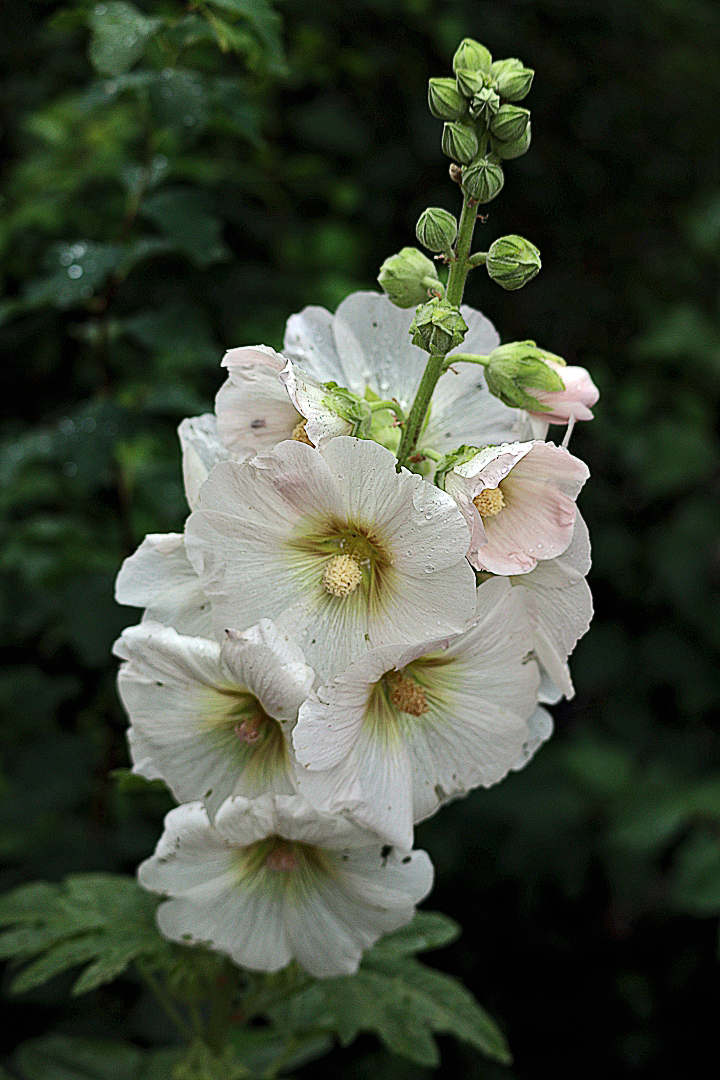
[491,122,531,159]
[428,77,468,121]
[455,68,487,99]
[461,158,504,203]
[416,207,458,253]
[377,247,441,309]
[469,86,501,127]
[442,121,478,164]
[490,104,530,142]
[410,298,468,354]
[486,235,541,290]
[490,58,534,101]
[484,341,565,410]
[452,38,492,74]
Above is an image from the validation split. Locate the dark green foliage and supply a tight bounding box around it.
[1,0,720,1078]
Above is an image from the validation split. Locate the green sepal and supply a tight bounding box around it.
[484,341,566,411]
[410,298,468,354]
[322,383,373,436]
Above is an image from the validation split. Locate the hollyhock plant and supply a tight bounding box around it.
[444,440,589,575]
[525,356,599,427]
[184,436,477,680]
[292,578,540,848]
[115,532,213,638]
[138,795,433,978]
[115,620,314,816]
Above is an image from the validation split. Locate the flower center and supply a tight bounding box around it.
[385,669,428,716]
[265,841,301,872]
[292,420,314,446]
[233,714,265,744]
[473,487,505,518]
[323,553,363,597]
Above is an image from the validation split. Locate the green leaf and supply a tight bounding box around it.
[88,2,163,77]
[0,873,173,995]
[270,949,510,1068]
[671,830,720,916]
[228,1027,333,1075]
[23,243,124,312]
[140,189,227,267]
[205,0,287,74]
[364,910,461,959]
[148,70,208,135]
[13,1035,143,1080]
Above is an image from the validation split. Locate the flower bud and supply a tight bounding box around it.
[455,68,487,99]
[442,121,478,164]
[486,235,541,290]
[416,207,458,253]
[452,38,492,75]
[428,77,468,121]
[469,86,501,128]
[410,298,468,354]
[490,58,534,101]
[461,158,504,203]
[377,247,441,309]
[484,341,567,411]
[489,104,530,142]
[491,123,531,160]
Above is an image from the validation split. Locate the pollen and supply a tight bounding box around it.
[323,553,363,597]
[234,715,264,744]
[292,420,314,446]
[473,487,505,518]
[386,669,428,717]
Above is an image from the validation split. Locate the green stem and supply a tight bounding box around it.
[368,399,406,422]
[442,352,490,371]
[137,964,194,1040]
[467,251,487,268]
[396,188,479,468]
[204,960,241,1054]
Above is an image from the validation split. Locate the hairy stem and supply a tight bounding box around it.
[442,352,490,371]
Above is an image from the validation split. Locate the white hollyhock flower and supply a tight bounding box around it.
[283,291,528,454]
[215,345,303,454]
[292,577,541,849]
[510,513,593,700]
[114,620,313,816]
[138,795,433,978]
[184,437,476,680]
[115,533,213,638]
[444,440,590,576]
[278,360,354,450]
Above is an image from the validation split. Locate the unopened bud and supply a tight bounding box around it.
[486,235,541,290]
[416,207,458,253]
[377,247,441,309]
[442,121,478,165]
[455,68,487,99]
[484,341,566,410]
[428,77,468,121]
[469,86,501,128]
[452,38,492,74]
[410,298,468,354]
[491,123,531,160]
[490,104,530,142]
[461,158,504,203]
[490,58,534,101]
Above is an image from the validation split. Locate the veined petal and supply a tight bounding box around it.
[215,361,300,453]
[115,622,308,815]
[178,414,236,510]
[115,533,213,638]
[278,360,353,448]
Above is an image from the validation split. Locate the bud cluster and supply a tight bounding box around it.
[428,38,534,205]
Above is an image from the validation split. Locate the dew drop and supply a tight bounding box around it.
[67,265,83,279]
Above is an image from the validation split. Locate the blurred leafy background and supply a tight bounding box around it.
[1,0,719,1077]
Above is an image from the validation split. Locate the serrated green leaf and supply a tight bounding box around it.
[365,910,461,959]
[0,873,172,995]
[228,1027,332,1075]
[88,2,163,77]
[206,0,287,74]
[671,829,720,916]
[269,946,510,1068]
[13,1035,143,1080]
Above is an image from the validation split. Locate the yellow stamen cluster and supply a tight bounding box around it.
[386,670,428,717]
[323,554,363,597]
[473,487,505,518]
[292,420,314,446]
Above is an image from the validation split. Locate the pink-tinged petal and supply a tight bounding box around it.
[221,344,286,373]
[527,361,599,425]
[278,360,352,448]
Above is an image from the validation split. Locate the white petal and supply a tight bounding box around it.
[510,704,554,771]
[138,803,236,901]
[115,533,213,637]
[278,360,353,448]
[221,345,286,374]
[283,305,350,385]
[215,363,300,453]
[178,414,236,510]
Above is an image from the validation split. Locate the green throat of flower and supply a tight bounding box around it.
[235,836,336,894]
[292,520,392,603]
[207,688,288,781]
